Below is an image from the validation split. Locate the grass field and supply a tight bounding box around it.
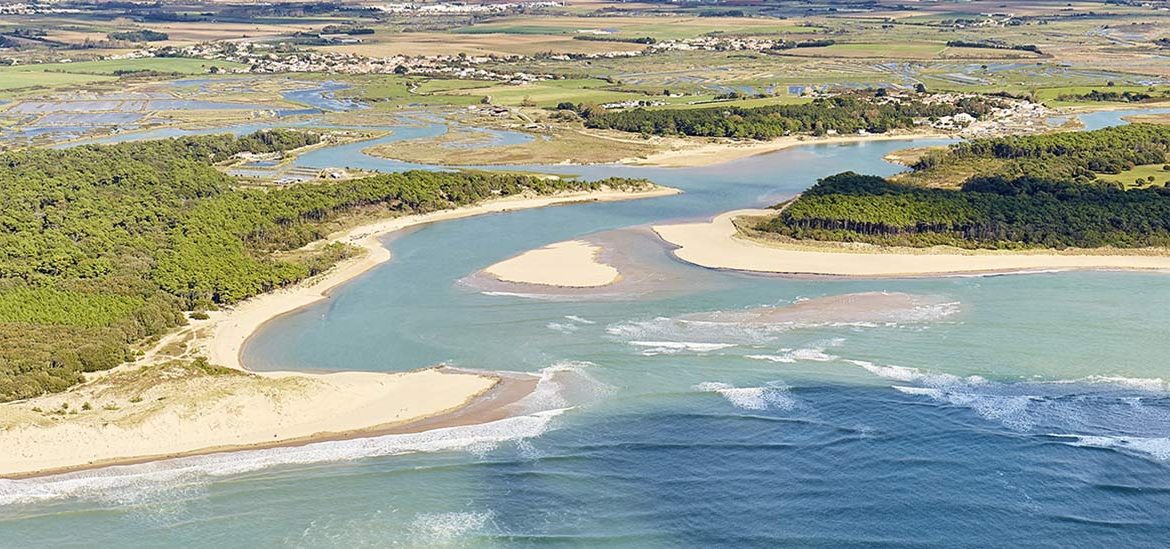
[451,15,814,41]
[2,58,246,75]
[1097,164,1170,189]
[0,71,116,92]
[444,78,651,107]
[779,42,947,60]
[316,31,645,57]
[368,125,660,165]
[1033,85,1170,107]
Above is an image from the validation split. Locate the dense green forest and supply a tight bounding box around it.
[0,131,651,401]
[759,124,1170,249]
[572,93,1003,139]
[914,123,1170,182]
[108,29,169,42]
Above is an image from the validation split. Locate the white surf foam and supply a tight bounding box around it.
[564,315,595,325]
[0,409,566,507]
[744,353,796,364]
[746,339,844,364]
[508,360,611,413]
[481,290,557,300]
[546,321,579,334]
[628,340,736,356]
[845,359,984,387]
[1060,376,1168,392]
[409,510,495,542]
[1050,434,1170,462]
[694,381,796,411]
[873,359,1170,437]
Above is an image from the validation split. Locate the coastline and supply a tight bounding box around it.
[653,209,1170,277]
[208,185,679,369]
[1,369,539,480]
[0,186,677,479]
[628,131,953,168]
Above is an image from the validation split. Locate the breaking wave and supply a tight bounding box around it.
[694,381,796,411]
[849,359,1170,462]
[1049,435,1170,462]
[0,409,565,506]
[0,360,606,507]
[629,340,736,356]
[746,339,845,363]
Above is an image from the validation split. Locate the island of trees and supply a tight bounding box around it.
[757,124,1170,250]
[0,131,652,401]
[567,92,1003,139]
[107,29,169,42]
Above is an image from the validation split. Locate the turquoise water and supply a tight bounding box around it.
[5,109,1170,547]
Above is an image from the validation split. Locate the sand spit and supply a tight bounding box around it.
[631,131,950,168]
[653,210,1170,277]
[0,367,502,478]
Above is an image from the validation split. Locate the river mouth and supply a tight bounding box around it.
[6,101,1170,547]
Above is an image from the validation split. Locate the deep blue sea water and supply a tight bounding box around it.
[4,108,1170,547]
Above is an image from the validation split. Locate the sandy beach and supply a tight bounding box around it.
[483,240,620,287]
[0,366,501,478]
[653,209,1170,277]
[630,131,951,168]
[0,185,676,478]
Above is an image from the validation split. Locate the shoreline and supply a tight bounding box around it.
[2,369,538,481]
[628,131,954,168]
[218,185,679,369]
[1,186,676,480]
[653,209,1170,277]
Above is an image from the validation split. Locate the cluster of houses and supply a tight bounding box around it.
[375,1,562,15]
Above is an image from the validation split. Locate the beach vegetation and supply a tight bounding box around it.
[0,130,652,401]
[760,124,1170,250]
[575,92,1004,139]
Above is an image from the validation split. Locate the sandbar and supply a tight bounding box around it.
[483,240,620,287]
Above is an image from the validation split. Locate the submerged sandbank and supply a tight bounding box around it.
[483,240,620,287]
[654,210,1170,277]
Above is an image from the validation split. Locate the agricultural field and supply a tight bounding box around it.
[2,58,246,76]
[316,31,647,57]
[450,15,816,41]
[0,70,115,92]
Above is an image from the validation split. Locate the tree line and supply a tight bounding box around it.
[571,92,1004,140]
[0,131,652,401]
[759,124,1170,249]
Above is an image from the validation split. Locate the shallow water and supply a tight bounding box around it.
[4,108,1170,547]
